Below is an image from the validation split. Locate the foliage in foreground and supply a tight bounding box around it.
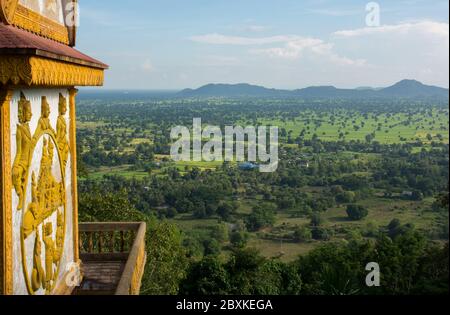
[180,234,449,295]
[79,190,448,295]
[79,190,187,295]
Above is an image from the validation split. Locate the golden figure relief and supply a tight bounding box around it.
[12,92,32,210]
[14,92,68,294]
[56,93,69,171]
[31,230,45,292]
[23,172,41,238]
[43,222,56,291]
[23,138,65,240]
[37,138,64,222]
[21,135,66,294]
[54,211,64,261]
[34,96,55,141]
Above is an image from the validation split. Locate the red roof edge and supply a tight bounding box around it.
[0,22,108,69]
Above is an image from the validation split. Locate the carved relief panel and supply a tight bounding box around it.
[9,89,75,295]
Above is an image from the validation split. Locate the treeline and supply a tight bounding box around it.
[79,189,449,295]
[77,97,449,129]
[181,234,449,295]
[79,141,449,219]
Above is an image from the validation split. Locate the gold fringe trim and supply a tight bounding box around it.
[0,56,104,87]
[13,4,70,45]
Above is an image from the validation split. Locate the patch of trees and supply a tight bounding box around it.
[346,204,369,221]
[180,233,449,295]
[245,204,277,232]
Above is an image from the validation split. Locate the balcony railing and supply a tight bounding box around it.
[74,222,147,295]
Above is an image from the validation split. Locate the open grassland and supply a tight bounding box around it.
[81,165,149,180]
[259,109,449,144]
[77,103,448,263]
[164,195,444,262]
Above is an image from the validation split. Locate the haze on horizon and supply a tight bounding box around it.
[76,0,449,90]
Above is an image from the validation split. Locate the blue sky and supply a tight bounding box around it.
[76,0,449,90]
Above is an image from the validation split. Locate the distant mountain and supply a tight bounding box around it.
[177,80,448,99]
[178,83,289,97]
[377,80,449,97]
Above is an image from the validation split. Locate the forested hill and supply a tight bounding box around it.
[178,80,449,99]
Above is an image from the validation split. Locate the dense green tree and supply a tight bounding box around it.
[346,204,369,221]
[245,205,277,232]
[335,191,356,203]
[230,230,249,248]
[211,223,229,243]
[311,227,332,241]
[293,226,312,243]
[180,256,230,295]
[217,201,235,221]
[203,239,221,256]
[310,212,324,227]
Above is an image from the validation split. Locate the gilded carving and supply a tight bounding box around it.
[30,57,105,86]
[0,56,105,87]
[56,93,69,171]
[23,172,40,237]
[38,139,63,219]
[0,0,19,24]
[20,133,66,295]
[11,91,68,295]
[69,88,79,261]
[54,210,64,261]
[0,56,33,86]
[31,230,45,292]
[12,92,32,211]
[22,138,64,236]
[43,222,56,291]
[34,96,56,140]
[1,89,13,295]
[13,3,69,44]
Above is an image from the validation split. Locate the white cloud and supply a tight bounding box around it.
[252,39,366,66]
[185,20,448,88]
[334,21,449,38]
[189,33,367,66]
[251,37,323,59]
[331,20,449,87]
[189,33,299,45]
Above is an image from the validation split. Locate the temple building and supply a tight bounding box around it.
[1,0,146,295]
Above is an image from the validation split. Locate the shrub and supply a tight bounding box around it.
[312,227,332,241]
[293,226,312,243]
[346,204,369,221]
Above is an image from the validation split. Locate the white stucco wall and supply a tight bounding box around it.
[10,88,74,295]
